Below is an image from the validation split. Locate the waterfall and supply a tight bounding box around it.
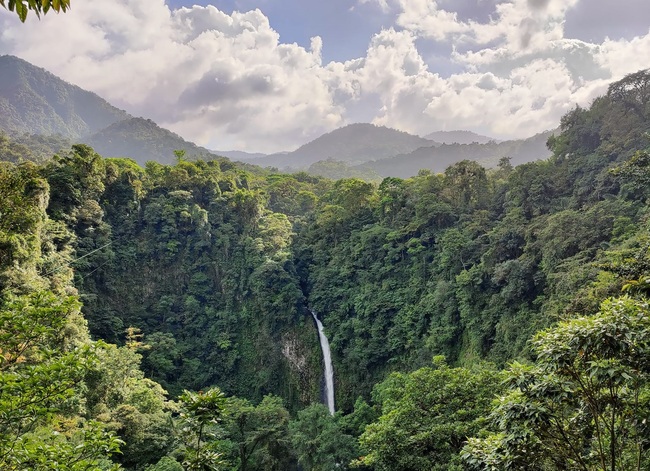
[311,310,335,415]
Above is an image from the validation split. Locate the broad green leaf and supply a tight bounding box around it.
[16,1,27,22]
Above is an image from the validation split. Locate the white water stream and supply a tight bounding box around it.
[311,310,335,415]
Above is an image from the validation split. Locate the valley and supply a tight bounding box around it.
[1,54,650,471]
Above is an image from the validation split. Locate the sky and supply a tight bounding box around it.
[1,0,649,153]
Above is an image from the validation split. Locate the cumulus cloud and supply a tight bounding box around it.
[595,33,650,78]
[0,1,341,152]
[389,0,581,56]
[358,0,392,13]
[345,0,650,139]
[0,0,649,151]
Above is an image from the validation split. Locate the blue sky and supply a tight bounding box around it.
[1,0,649,153]
[166,0,395,63]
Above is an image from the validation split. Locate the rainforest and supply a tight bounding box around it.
[2,66,650,471]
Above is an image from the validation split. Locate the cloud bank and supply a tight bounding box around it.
[0,0,648,152]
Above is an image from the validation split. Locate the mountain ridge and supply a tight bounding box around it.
[0,55,130,138]
[0,55,553,175]
[0,55,228,166]
[249,123,437,169]
[85,117,218,166]
[359,130,554,178]
[423,130,496,145]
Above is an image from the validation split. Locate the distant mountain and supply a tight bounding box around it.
[307,159,382,182]
[86,117,216,166]
[360,130,554,178]
[0,55,130,139]
[251,123,436,169]
[213,150,269,161]
[424,130,496,145]
[0,55,222,166]
[0,55,551,174]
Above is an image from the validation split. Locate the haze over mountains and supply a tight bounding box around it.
[245,123,437,168]
[424,130,496,145]
[85,117,216,165]
[218,126,551,178]
[0,55,553,176]
[362,130,553,178]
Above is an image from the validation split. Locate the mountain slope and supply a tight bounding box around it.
[0,56,234,167]
[0,55,130,138]
[424,130,495,144]
[252,123,437,169]
[86,117,217,166]
[213,150,269,161]
[361,130,553,178]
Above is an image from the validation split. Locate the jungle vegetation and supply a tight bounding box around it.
[1,70,650,470]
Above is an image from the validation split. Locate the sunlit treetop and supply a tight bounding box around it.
[0,0,70,22]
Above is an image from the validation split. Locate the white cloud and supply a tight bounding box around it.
[327,29,447,134]
[0,0,649,152]
[393,0,474,42]
[390,0,582,59]
[338,0,649,139]
[0,1,342,152]
[358,0,391,13]
[595,32,650,79]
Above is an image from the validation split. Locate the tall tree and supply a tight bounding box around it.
[289,404,357,471]
[178,388,228,471]
[463,296,650,471]
[358,357,503,471]
[218,395,294,471]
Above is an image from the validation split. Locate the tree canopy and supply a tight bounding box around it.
[1,69,650,470]
[463,296,650,471]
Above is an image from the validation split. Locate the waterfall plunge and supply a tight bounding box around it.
[311,310,335,415]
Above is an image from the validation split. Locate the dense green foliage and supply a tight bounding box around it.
[217,395,294,471]
[0,131,72,163]
[0,131,32,163]
[40,146,326,403]
[296,70,650,409]
[0,162,122,469]
[463,296,650,470]
[358,358,502,470]
[1,69,650,470]
[290,404,358,471]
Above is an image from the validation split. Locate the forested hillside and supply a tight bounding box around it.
[359,129,552,177]
[0,55,130,138]
[85,117,218,166]
[248,123,436,169]
[297,71,650,406]
[1,70,650,470]
[0,56,224,166]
